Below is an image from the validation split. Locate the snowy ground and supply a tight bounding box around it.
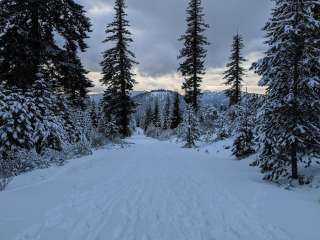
[0,132,319,240]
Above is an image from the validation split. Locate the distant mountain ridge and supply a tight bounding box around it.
[91,90,230,108]
[90,91,146,105]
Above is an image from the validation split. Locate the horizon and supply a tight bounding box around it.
[79,0,272,95]
[88,88,265,97]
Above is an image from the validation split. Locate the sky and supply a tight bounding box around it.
[78,0,273,94]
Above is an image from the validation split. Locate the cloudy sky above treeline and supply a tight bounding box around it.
[78,0,273,94]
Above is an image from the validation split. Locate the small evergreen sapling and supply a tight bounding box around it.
[200,106,219,143]
[179,105,200,148]
[216,111,231,140]
[232,101,255,159]
[98,114,120,142]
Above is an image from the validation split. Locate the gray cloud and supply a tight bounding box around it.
[78,0,272,92]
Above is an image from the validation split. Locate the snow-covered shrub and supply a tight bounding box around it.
[145,123,160,138]
[232,104,255,159]
[69,109,93,156]
[0,152,14,191]
[0,173,11,191]
[215,111,231,140]
[91,130,108,148]
[178,105,200,148]
[200,105,219,143]
[13,149,48,171]
[0,88,35,190]
[0,82,97,189]
[98,115,120,142]
[0,89,36,178]
[0,90,35,153]
[30,79,72,158]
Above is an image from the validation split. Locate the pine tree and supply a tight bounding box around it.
[162,96,171,130]
[178,0,209,111]
[100,0,138,138]
[179,105,200,148]
[252,0,320,182]
[224,34,247,106]
[170,93,182,129]
[0,0,91,90]
[232,99,255,159]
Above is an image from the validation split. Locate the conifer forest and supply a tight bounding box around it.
[0,1,320,239]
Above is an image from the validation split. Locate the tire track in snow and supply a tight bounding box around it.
[15,135,292,240]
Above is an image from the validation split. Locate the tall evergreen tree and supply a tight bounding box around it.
[178,0,209,111]
[170,93,182,129]
[100,0,138,138]
[253,0,320,182]
[224,34,247,106]
[0,0,91,91]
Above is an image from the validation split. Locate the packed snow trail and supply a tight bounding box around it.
[0,133,319,240]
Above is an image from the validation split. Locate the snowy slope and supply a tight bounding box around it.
[0,133,319,240]
[133,90,185,121]
[201,90,229,107]
[90,91,146,104]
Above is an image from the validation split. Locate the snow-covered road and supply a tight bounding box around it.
[0,134,319,240]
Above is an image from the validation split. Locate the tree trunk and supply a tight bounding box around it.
[31,0,41,72]
[291,144,298,179]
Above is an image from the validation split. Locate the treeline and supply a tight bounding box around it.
[136,90,258,147]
